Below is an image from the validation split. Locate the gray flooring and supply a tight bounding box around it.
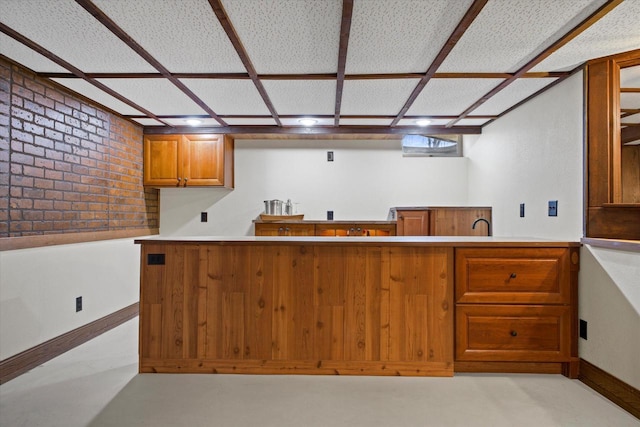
[1,318,638,427]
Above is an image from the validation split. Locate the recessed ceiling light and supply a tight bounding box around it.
[298,118,318,126]
[415,119,431,126]
[186,119,202,126]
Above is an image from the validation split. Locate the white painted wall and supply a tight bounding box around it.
[579,246,640,389]
[0,238,140,359]
[160,139,469,236]
[464,73,584,240]
[463,72,640,388]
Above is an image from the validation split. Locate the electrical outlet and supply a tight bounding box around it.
[200,212,208,222]
[327,210,334,220]
[548,200,558,216]
[76,296,83,312]
[327,151,334,162]
[579,319,587,340]
[520,203,525,217]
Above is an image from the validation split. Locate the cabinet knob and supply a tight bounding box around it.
[510,330,518,337]
[183,178,188,187]
[278,227,284,235]
[176,177,181,186]
[509,273,517,279]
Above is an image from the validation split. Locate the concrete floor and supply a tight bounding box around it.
[1,318,638,427]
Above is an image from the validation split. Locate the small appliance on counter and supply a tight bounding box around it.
[261,199,303,221]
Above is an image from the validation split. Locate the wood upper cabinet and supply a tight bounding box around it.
[396,207,491,236]
[396,210,430,235]
[315,223,396,236]
[144,134,234,188]
[254,221,396,236]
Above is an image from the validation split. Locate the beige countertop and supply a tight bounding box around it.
[135,235,579,247]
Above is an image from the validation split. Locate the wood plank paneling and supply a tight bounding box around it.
[139,242,454,376]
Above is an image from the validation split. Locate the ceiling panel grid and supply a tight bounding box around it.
[0,33,67,73]
[407,78,505,116]
[92,0,245,73]
[341,79,421,115]
[345,0,474,74]
[180,79,271,115]
[439,0,605,73]
[262,80,336,115]
[51,78,145,116]
[221,0,342,74]
[473,78,558,116]
[0,0,155,72]
[97,79,206,116]
[533,0,640,72]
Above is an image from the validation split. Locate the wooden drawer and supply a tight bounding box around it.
[455,248,569,304]
[456,305,571,362]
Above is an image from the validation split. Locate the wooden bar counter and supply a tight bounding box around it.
[135,236,580,377]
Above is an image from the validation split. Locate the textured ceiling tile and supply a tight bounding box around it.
[51,78,144,116]
[280,117,334,126]
[345,0,474,74]
[180,79,270,115]
[456,118,493,126]
[131,118,165,126]
[0,0,155,72]
[93,0,245,73]
[339,118,393,126]
[223,117,278,125]
[532,0,640,72]
[0,33,67,73]
[163,118,222,127]
[262,80,336,115]
[407,79,505,116]
[97,79,206,116]
[473,78,558,116]
[396,118,452,126]
[439,0,606,73]
[221,0,342,74]
[341,79,420,115]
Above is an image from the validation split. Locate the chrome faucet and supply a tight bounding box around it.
[472,218,491,236]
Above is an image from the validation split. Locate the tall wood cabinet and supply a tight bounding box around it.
[395,207,492,236]
[144,134,234,188]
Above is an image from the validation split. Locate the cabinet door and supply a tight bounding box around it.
[144,135,183,186]
[315,224,353,236]
[396,210,430,235]
[431,208,491,236]
[183,134,225,186]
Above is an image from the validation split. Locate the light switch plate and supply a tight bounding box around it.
[520,203,525,217]
[548,200,558,216]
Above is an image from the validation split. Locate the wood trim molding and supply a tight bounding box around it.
[0,303,139,384]
[334,0,354,126]
[0,228,159,251]
[579,359,640,419]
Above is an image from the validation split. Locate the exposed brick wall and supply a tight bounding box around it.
[0,58,158,238]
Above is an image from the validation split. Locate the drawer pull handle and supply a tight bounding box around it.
[509,273,517,279]
[510,330,518,337]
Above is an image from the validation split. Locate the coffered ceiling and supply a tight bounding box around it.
[1,0,639,137]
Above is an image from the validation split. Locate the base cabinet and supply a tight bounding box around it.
[144,134,234,188]
[454,247,579,377]
[395,207,492,236]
